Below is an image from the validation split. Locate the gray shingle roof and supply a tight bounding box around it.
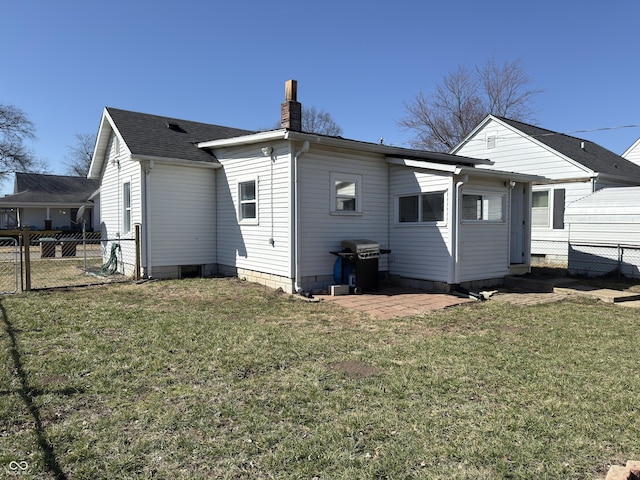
[106,107,255,162]
[497,116,640,180]
[0,173,99,204]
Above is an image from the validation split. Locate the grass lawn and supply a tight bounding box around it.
[1,278,638,479]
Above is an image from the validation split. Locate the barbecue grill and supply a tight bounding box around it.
[331,239,390,293]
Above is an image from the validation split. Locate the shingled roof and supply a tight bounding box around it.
[105,107,255,163]
[496,116,640,180]
[0,173,99,205]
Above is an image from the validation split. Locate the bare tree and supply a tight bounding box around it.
[302,106,343,136]
[65,133,96,176]
[0,103,39,181]
[399,58,541,152]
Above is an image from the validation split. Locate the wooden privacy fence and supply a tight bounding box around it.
[0,225,141,293]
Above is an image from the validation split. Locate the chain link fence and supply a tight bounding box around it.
[568,242,640,280]
[0,237,20,294]
[530,240,569,268]
[0,229,140,292]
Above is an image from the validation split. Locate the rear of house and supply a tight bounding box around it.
[90,82,541,294]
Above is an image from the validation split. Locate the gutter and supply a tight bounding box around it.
[142,159,153,279]
[452,174,468,284]
[291,140,310,293]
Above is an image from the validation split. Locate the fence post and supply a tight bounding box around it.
[22,226,31,291]
[618,245,623,280]
[134,223,141,280]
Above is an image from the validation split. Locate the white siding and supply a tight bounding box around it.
[98,133,142,273]
[147,163,216,267]
[456,118,588,180]
[297,147,389,282]
[566,187,640,245]
[623,138,640,166]
[388,165,452,282]
[457,179,511,282]
[216,142,292,279]
[455,118,596,265]
[99,134,142,241]
[565,187,640,278]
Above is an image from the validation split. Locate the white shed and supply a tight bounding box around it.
[565,187,640,278]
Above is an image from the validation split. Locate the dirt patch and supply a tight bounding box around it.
[329,360,381,379]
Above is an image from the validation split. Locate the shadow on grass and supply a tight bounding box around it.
[0,300,69,480]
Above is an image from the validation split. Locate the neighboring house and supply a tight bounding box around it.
[622,137,640,166]
[0,173,99,231]
[564,187,640,279]
[451,115,640,267]
[88,81,543,294]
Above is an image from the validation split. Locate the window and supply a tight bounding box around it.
[486,131,498,149]
[399,192,445,223]
[330,173,362,214]
[239,180,257,222]
[123,182,131,233]
[461,193,505,221]
[532,188,565,229]
[532,190,549,227]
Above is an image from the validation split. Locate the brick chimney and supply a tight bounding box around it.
[280,79,302,131]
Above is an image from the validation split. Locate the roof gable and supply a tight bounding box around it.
[495,116,640,180]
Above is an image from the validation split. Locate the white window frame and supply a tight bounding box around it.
[123,181,131,234]
[330,172,362,215]
[238,177,258,225]
[531,189,550,228]
[397,191,446,225]
[486,131,498,149]
[461,190,506,223]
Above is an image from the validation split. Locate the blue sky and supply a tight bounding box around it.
[2,0,639,193]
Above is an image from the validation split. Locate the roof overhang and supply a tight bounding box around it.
[131,155,222,169]
[198,130,494,167]
[388,157,547,183]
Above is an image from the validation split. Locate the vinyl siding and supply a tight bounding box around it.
[98,133,141,271]
[457,180,511,282]
[100,134,142,240]
[215,142,292,278]
[147,163,216,266]
[456,118,588,180]
[296,147,389,280]
[388,165,452,282]
[566,187,640,245]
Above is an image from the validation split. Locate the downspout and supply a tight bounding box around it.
[452,174,467,285]
[292,140,310,293]
[143,160,153,278]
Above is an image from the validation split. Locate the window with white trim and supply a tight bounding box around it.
[398,192,445,223]
[238,179,258,223]
[123,182,131,233]
[532,190,550,227]
[486,131,498,149]
[461,192,505,222]
[330,173,362,214]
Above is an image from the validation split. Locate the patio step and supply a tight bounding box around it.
[504,275,578,293]
[553,285,640,304]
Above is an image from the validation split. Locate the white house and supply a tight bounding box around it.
[565,187,640,279]
[451,115,640,267]
[622,138,640,166]
[88,82,543,294]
